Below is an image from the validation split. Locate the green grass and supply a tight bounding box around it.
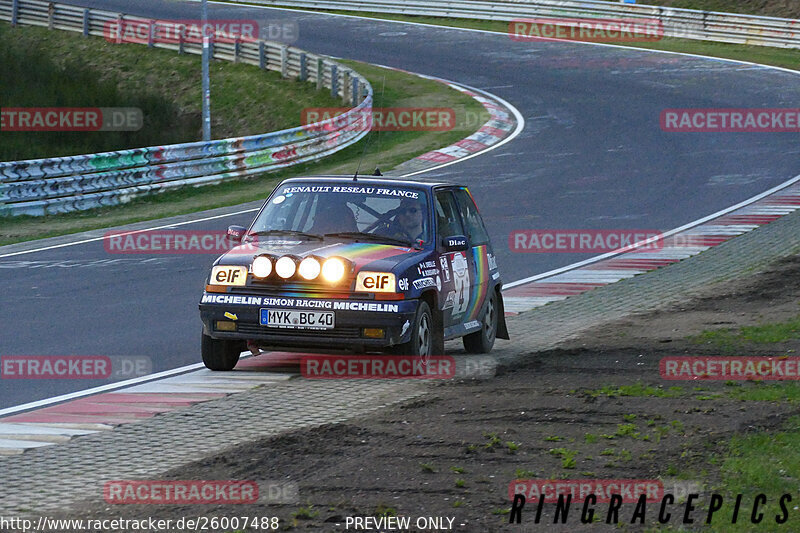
[227,3,800,72]
[693,316,800,347]
[586,382,684,398]
[0,21,340,160]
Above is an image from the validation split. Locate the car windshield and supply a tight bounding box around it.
[249,182,431,246]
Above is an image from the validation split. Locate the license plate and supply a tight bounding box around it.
[260,308,335,330]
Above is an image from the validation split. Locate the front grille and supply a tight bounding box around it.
[236,323,362,339]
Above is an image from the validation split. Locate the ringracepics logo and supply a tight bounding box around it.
[1,356,151,379]
[302,108,456,132]
[103,19,262,44]
[509,17,663,43]
[661,357,800,380]
[661,109,800,132]
[510,230,663,253]
[0,108,142,132]
[301,355,456,379]
[103,230,259,254]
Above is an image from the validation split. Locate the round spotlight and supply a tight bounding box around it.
[252,256,272,278]
[275,256,296,279]
[321,257,346,283]
[298,257,321,280]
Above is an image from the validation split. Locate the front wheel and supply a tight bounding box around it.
[201,333,242,371]
[463,289,498,354]
[395,301,441,356]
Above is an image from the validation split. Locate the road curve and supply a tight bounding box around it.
[1,0,798,408]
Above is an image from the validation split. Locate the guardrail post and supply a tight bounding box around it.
[280,46,288,78]
[352,77,359,107]
[330,64,338,99]
[259,41,266,69]
[148,20,155,48]
[82,8,89,37]
[178,24,185,54]
[234,38,240,63]
[316,58,324,90]
[116,14,123,44]
[11,0,18,27]
[342,70,350,104]
[299,53,307,81]
[48,3,55,30]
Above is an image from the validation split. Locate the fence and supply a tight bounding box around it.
[0,0,373,216]
[246,0,800,49]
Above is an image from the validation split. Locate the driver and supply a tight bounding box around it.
[386,197,427,244]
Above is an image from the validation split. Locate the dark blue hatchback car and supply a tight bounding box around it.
[199,176,509,370]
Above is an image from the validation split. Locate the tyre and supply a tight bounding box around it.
[396,301,441,356]
[201,332,242,371]
[463,289,498,354]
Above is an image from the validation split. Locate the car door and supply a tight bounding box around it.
[452,187,492,329]
[433,189,469,330]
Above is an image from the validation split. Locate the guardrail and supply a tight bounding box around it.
[0,0,373,216]
[247,0,800,49]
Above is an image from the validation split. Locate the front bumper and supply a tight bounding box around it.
[199,292,418,351]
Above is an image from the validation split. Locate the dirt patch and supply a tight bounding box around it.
[64,256,800,531]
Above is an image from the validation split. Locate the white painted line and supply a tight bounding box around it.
[0,438,53,450]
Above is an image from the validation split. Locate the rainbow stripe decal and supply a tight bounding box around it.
[315,242,411,269]
[466,245,490,321]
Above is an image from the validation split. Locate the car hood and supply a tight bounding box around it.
[216,239,427,272]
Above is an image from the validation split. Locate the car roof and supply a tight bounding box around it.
[278,175,462,190]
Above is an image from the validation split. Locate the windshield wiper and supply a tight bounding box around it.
[323,232,418,248]
[247,229,323,241]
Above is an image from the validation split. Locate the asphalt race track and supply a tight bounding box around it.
[1,0,798,408]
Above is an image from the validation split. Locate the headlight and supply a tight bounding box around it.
[275,256,296,279]
[298,257,321,280]
[252,256,272,278]
[321,257,346,283]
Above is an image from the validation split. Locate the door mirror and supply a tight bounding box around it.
[442,235,469,252]
[227,225,247,243]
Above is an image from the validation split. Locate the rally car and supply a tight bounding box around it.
[199,176,509,370]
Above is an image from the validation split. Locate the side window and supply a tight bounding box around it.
[454,189,489,245]
[434,191,465,243]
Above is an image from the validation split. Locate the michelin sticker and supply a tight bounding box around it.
[413,278,436,290]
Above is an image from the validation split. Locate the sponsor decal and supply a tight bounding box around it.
[1,107,142,132]
[400,320,410,336]
[301,355,455,379]
[279,185,419,199]
[209,265,248,286]
[200,294,401,313]
[439,256,451,282]
[661,108,800,132]
[660,356,800,380]
[356,271,396,293]
[509,17,663,43]
[510,230,663,253]
[413,278,437,290]
[488,253,498,271]
[435,275,442,292]
[223,312,238,321]
[443,291,456,309]
[302,107,455,131]
[398,277,409,291]
[451,252,470,316]
[492,271,500,280]
[464,320,480,330]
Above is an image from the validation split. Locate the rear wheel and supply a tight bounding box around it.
[463,289,498,354]
[201,333,242,371]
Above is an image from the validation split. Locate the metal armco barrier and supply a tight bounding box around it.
[245,0,800,49]
[0,0,373,216]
